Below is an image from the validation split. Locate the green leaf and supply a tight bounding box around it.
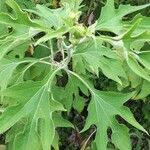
[99,57,127,85]
[73,38,127,84]
[73,94,85,113]
[52,131,59,150]
[0,58,37,89]
[115,17,150,51]
[123,64,142,89]
[124,31,150,51]
[61,0,82,11]
[111,123,131,150]
[6,119,27,144]
[0,39,31,60]
[0,58,32,89]
[82,90,147,150]
[35,4,72,29]
[35,26,70,46]
[8,40,31,59]
[0,0,149,149]
[0,72,65,150]
[0,0,39,28]
[0,0,41,59]
[126,54,150,82]
[52,113,74,150]
[53,113,74,128]
[0,0,40,33]
[1,80,43,100]
[124,14,150,35]
[0,0,7,12]
[96,0,150,34]
[137,51,150,70]
[63,75,88,112]
[0,58,19,89]
[135,80,150,99]
[15,0,35,9]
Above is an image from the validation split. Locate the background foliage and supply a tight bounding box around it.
[0,0,150,150]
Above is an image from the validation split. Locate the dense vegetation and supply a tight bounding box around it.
[0,0,150,150]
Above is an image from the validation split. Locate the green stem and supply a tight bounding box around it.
[58,38,65,61]
[62,41,74,66]
[49,40,54,61]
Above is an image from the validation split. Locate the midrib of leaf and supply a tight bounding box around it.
[0,62,18,89]
[94,93,125,125]
[94,94,113,126]
[0,62,18,73]
[24,86,48,150]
